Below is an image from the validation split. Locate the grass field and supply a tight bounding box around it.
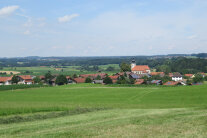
[0,84,207,137]
[0,64,120,76]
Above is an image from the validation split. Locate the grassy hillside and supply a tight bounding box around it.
[0,84,207,137]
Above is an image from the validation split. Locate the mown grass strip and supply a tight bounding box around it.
[0,108,107,124]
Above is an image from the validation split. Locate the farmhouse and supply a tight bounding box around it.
[151,72,165,77]
[73,77,85,83]
[172,72,183,81]
[131,59,151,75]
[18,75,34,85]
[80,73,107,79]
[0,77,12,85]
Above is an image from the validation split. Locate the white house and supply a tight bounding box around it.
[131,59,151,74]
[0,77,12,85]
[172,72,183,81]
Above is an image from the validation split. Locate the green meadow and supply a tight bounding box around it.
[1,64,120,76]
[0,84,207,137]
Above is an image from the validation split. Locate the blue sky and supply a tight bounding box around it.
[0,0,207,57]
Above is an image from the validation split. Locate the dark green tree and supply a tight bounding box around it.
[11,75,19,84]
[45,71,53,84]
[95,75,102,80]
[193,74,204,83]
[120,62,131,72]
[73,74,78,78]
[85,77,92,83]
[55,75,67,85]
[103,76,113,84]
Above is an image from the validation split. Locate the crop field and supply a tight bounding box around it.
[0,84,207,137]
[1,64,120,76]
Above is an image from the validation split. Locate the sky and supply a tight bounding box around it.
[0,0,207,57]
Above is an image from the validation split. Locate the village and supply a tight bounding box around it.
[0,59,206,86]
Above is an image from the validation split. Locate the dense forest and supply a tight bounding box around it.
[0,53,207,74]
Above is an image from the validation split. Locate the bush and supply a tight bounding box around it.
[0,84,49,91]
[103,76,113,84]
[85,77,92,83]
[193,74,204,83]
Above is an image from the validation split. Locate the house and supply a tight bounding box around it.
[151,72,165,77]
[151,80,163,85]
[199,72,206,78]
[66,76,75,84]
[93,80,104,84]
[163,81,182,86]
[73,77,85,83]
[134,79,145,85]
[131,59,151,74]
[18,75,34,85]
[184,74,194,78]
[172,72,183,81]
[168,73,173,77]
[0,76,12,85]
[79,73,107,79]
[109,75,119,83]
[129,73,140,79]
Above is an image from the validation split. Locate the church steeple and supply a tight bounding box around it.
[131,58,136,69]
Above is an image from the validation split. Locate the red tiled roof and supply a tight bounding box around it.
[168,73,173,77]
[134,79,145,85]
[66,76,71,79]
[0,77,12,82]
[163,81,179,86]
[109,75,119,80]
[132,65,150,71]
[73,78,85,83]
[39,76,45,79]
[18,75,32,80]
[184,74,193,77]
[80,73,107,79]
[151,72,165,76]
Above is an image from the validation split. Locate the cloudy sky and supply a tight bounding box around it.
[0,0,207,57]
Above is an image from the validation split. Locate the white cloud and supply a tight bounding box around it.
[23,30,30,35]
[187,34,198,40]
[0,5,19,16]
[58,14,79,23]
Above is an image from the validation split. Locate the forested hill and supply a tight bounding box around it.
[0,54,207,74]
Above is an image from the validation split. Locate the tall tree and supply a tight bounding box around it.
[55,75,67,85]
[120,62,131,72]
[11,75,19,84]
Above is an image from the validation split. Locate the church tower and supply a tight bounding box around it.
[131,58,136,69]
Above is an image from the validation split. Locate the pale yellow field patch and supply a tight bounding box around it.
[0,71,20,75]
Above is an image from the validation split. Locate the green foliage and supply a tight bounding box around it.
[204,76,207,81]
[95,75,102,80]
[103,76,113,84]
[117,75,134,84]
[193,74,204,83]
[11,75,19,84]
[187,79,193,85]
[85,77,92,83]
[45,71,53,84]
[105,66,115,71]
[156,65,171,74]
[120,62,131,72]
[0,84,49,91]
[55,75,67,85]
[33,77,41,84]
[72,74,78,78]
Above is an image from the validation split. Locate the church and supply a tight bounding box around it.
[131,59,151,75]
